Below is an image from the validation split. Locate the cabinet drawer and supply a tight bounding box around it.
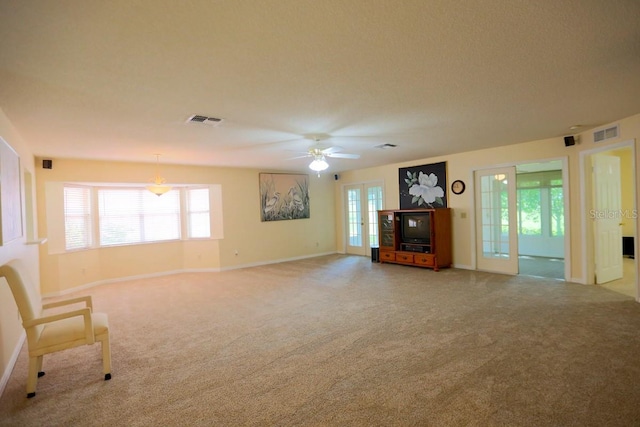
[414,254,435,266]
[380,251,396,261]
[396,253,414,263]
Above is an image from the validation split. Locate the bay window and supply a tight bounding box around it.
[63,184,211,251]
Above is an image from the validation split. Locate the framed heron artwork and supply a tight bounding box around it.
[259,173,310,221]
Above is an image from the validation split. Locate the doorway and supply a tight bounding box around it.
[474,166,518,275]
[515,160,566,280]
[344,182,384,256]
[583,142,637,299]
[474,159,570,280]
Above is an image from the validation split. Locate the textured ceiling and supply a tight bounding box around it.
[0,0,639,174]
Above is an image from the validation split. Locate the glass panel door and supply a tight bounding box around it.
[475,167,518,274]
[346,186,363,254]
[367,185,383,248]
[344,183,383,256]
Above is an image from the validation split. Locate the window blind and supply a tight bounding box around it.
[64,185,92,250]
[186,187,211,238]
[62,184,214,251]
[98,188,181,246]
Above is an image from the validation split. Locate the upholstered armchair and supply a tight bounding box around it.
[0,260,111,398]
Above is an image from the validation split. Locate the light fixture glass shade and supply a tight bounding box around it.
[309,158,329,172]
[146,183,172,196]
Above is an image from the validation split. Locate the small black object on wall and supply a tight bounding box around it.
[42,159,53,169]
[564,136,576,147]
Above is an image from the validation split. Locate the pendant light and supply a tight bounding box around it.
[146,154,171,196]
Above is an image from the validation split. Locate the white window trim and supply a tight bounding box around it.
[47,182,223,254]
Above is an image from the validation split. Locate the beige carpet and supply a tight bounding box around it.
[2,254,640,426]
[601,257,637,298]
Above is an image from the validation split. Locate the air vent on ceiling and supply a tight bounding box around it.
[187,115,224,126]
[374,143,397,149]
[593,124,619,143]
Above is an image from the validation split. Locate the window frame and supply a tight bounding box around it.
[185,187,211,239]
[63,184,93,251]
[516,171,564,238]
[62,183,214,252]
[97,186,183,247]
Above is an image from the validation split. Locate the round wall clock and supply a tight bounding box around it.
[451,180,466,195]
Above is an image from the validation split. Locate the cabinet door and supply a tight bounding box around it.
[380,251,396,262]
[379,211,395,249]
[395,252,414,264]
[414,253,435,266]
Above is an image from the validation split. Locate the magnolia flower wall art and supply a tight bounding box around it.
[399,161,447,209]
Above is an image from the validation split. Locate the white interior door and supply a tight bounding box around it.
[475,167,518,274]
[593,154,623,284]
[344,183,383,256]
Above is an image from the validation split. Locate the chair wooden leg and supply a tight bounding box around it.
[100,333,112,380]
[36,355,44,377]
[26,356,41,398]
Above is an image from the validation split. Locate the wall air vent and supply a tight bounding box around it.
[593,124,619,143]
[187,115,224,126]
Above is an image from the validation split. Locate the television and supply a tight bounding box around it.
[400,212,431,244]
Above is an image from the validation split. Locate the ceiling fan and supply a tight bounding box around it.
[288,137,360,175]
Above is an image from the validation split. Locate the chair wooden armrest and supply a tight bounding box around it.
[23,308,95,345]
[43,295,93,311]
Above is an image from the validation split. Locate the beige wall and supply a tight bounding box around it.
[608,148,635,237]
[0,108,39,389]
[335,113,640,283]
[35,159,337,295]
[2,107,639,394]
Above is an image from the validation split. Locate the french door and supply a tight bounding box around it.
[475,167,518,274]
[344,183,383,256]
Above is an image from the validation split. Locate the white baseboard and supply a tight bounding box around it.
[0,332,25,399]
[219,251,337,272]
[42,269,187,298]
[452,263,474,270]
[42,252,338,298]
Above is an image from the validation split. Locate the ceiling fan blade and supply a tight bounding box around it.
[321,146,343,154]
[327,153,360,159]
[285,153,312,160]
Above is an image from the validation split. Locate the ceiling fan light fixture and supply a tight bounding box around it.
[309,157,329,172]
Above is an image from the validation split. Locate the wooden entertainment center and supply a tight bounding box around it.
[378,208,452,271]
